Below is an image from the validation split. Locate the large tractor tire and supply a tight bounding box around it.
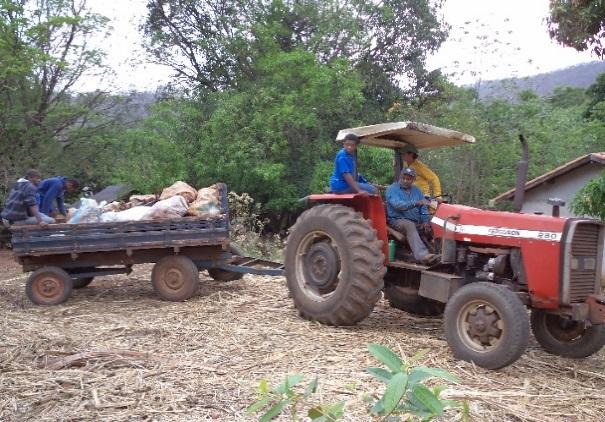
[208,244,245,282]
[152,255,199,301]
[530,309,605,358]
[384,268,444,317]
[443,282,529,369]
[285,204,386,326]
[26,266,73,305]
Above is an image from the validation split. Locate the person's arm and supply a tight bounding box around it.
[57,190,67,215]
[415,160,441,197]
[343,173,368,195]
[386,186,417,211]
[28,204,48,226]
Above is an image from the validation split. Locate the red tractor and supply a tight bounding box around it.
[285,122,605,369]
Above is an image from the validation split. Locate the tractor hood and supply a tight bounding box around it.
[336,122,475,150]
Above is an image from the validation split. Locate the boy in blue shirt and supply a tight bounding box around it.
[386,168,438,264]
[329,133,377,195]
[37,176,80,218]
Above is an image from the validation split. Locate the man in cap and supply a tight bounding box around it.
[329,133,377,195]
[401,144,441,200]
[1,170,55,226]
[386,167,439,264]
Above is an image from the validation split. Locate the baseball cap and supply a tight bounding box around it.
[401,167,416,178]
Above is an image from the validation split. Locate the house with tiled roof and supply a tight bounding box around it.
[491,152,605,217]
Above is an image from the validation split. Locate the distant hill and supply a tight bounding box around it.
[474,61,605,101]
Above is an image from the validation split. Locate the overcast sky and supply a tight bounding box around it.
[80,0,598,92]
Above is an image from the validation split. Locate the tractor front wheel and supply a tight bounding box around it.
[285,204,386,326]
[530,309,605,358]
[444,282,529,369]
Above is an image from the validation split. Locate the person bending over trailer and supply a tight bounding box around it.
[1,170,55,227]
[386,168,439,264]
[37,176,79,219]
[329,133,377,195]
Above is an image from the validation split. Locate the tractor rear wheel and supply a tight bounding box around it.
[530,309,605,358]
[26,267,73,305]
[285,204,385,326]
[444,282,529,369]
[208,245,245,281]
[384,268,444,317]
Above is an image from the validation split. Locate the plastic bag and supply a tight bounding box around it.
[68,198,106,224]
[101,206,155,223]
[159,181,197,203]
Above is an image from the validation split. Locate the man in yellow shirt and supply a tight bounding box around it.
[401,144,442,199]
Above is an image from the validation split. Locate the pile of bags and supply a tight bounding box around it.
[67,181,223,224]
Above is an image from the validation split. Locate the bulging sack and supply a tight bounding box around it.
[188,184,222,217]
[159,181,197,203]
[150,195,189,220]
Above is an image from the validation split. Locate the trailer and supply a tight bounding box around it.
[9,184,283,305]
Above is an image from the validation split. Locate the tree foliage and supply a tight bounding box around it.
[143,0,448,97]
[571,171,605,220]
[0,0,114,201]
[548,0,605,56]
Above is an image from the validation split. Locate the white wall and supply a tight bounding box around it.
[520,165,603,217]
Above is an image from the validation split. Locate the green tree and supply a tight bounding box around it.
[548,0,605,56]
[571,171,605,220]
[143,0,448,98]
[0,0,112,200]
[190,49,365,210]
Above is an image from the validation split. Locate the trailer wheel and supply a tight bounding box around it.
[69,267,95,289]
[72,277,94,289]
[285,204,385,326]
[152,256,199,301]
[208,245,245,281]
[384,268,444,317]
[26,267,73,305]
[530,310,605,358]
[444,282,529,369]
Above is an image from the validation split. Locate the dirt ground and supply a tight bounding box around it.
[0,249,604,421]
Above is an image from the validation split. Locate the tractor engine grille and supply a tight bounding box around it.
[568,222,601,303]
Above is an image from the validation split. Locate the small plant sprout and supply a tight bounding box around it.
[246,375,344,422]
[365,344,465,421]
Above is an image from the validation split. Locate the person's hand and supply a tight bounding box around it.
[38,220,49,227]
[357,190,370,197]
[435,197,443,204]
[416,199,430,207]
[373,183,386,192]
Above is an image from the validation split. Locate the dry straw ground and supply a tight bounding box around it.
[0,250,604,421]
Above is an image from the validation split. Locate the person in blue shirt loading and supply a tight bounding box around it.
[329,133,377,195]
[37,176,80,218]
[386,167,439,264]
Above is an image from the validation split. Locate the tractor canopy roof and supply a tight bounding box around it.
[336,122,475,150]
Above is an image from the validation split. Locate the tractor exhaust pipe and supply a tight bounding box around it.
[512,134,529,213]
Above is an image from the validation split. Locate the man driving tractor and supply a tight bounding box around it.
[386,167,439,264]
